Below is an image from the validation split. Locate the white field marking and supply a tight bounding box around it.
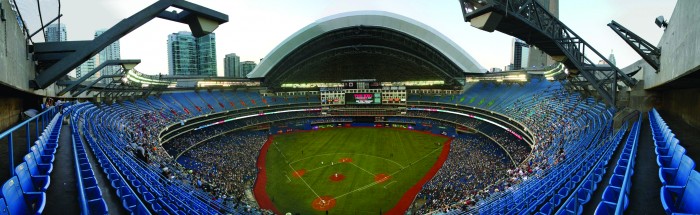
[285,175,291,183]
[306,163,334,172]
[287,163,322,200]
[271,142,289,161]
[334,146,444,200]
[289,152,404,169]
[349,162,375,176]
[383,181,398,189]
[274,142,322,200]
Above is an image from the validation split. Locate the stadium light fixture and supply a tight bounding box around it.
[655,16,668,29]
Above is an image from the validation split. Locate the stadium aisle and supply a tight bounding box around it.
[582,124,630,214]
[45,118,80,214]
[626,114,664,214]
[78,120,128,214]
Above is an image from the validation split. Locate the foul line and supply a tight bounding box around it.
[272,141,322,201]
[290,152,405,168]
[288,163,323,201]
[334,146,443,200]
[271,142,289,161]
[383,181,398,189]
[349,162,375,176]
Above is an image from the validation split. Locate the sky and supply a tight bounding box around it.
[16,0,677,76]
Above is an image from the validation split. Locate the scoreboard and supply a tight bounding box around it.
[345,93,382,105]
[320,79,406,106]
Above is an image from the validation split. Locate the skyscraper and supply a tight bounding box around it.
[76,30,120,82]
[241,61,257,76]
[527,0,559,68]
[224,53,241,78]
[45,23,67,42]
[511,38,529,70]
[76,56,96,79]
[167,31,217,76]
[196,33,217,76]
[95,30,121,83]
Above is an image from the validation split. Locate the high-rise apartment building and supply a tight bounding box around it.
[76,30,120,82]
[241,61,257,77]
[511,38,530,70]
[527,0,559,68]
[45,23,67,42]
[167,31,217,76]
[224,53,241,78]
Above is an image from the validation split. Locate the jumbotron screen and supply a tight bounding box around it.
[345,93,381,104]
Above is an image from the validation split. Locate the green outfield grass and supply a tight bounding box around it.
[263,128,448,214]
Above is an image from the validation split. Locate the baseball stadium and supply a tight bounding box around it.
[1,0,699,215]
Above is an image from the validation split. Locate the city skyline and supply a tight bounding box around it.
[21,0,677,76]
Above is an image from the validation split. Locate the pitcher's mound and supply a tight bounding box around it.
[339,157,353,163]
[292,169,306,178]
[374,173,391,183]
[329,173,345,182]
[311,196,336,211]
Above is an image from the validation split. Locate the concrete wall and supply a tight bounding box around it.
[0,0,63,97]
[645,0,700,89]
[0,97,22,132]
[0,0,36,91]
[658,88,700,130]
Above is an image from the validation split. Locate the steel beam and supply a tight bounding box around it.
[71,74,124,97]
[458,0,636,105]
[57,59,140,96]
[608,20,661,71]
[30,0,228,89]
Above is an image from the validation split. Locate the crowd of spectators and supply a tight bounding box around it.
[415,134,512,214]
[178,131,269,209]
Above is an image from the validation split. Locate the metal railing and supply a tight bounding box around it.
[615,114,641,214]
[0,106,58,176]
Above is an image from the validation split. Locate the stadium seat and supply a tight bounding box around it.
[601,186,628,210]
[23,153,53,176]
[594,201,616,215]
[659,156,696,187]
[15,163,50,192]
[657,147,687,169]
[0,177,45,215]
[87,199,108,215]
[0,197,8,215]
[661,178,700,214]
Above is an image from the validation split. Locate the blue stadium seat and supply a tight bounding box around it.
[0,177,45,215]
[594,201,616,215]
[87,199,108,215]
[661,176,700,214]
[657,147,687,169]
[14,163,50,192]
[659,156,696,187]
[0,197,8,215]
[23,153,53,176]
[601,186,627,210]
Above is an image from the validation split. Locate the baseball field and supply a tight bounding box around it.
[254,127,452,214]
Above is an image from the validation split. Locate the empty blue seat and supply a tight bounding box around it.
[30,146,54,164]
[87,199,108,215]
[656,138,680,156]
[608,174,624,188]
[594,201,616,215]
[0,197,8,215]
[661,176,700,214]
[15,163,49,192]
[660,156,696,187]
[0,177,45,215]
[23,154,52,176]
[601,186,628,209]
[657,147,686,169]
[540,202,553,215]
